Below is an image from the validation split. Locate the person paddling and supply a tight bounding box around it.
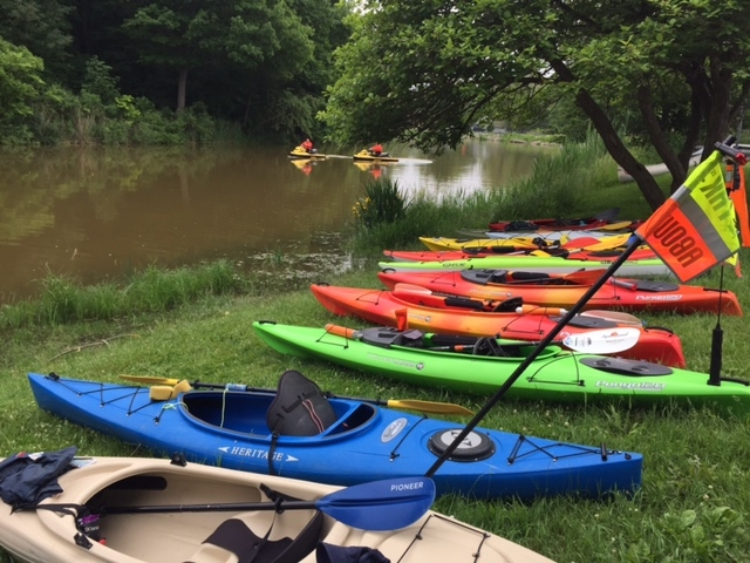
[301,138,314,153]
[368,143,383,157]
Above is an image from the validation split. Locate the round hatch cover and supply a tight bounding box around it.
[428,429,496,462]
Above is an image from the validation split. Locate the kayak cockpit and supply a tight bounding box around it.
[356,326,562,360]
[180,391,377,439]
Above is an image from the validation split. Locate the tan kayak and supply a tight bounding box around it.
[0,455,555,563]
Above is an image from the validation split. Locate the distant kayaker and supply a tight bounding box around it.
[368,143,383,157]
[301,138,314,153]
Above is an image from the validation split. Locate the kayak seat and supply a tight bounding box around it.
[509,271,551,281]
[267,371,338,437]
[185,505,324,563]
[460,269,508,284]
[444,296,485,310]
[360,327,426,349]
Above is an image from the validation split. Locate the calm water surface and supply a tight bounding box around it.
[0,140,552,304]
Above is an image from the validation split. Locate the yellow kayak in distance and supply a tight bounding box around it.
[288,146,327,160]
[352,149,399,162]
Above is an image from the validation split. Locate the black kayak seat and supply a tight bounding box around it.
[460,269,509,285]
[553,315,618,329]
[360,327,425,348]
[444,296,485,310]
[266,371,338,436]
[185,505,324,563]
[510,271,551,281]
[611,279,679,292]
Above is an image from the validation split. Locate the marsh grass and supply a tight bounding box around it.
[2,142,750,562]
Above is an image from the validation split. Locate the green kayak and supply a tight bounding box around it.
[253,321,750,414]
[378,254,671,276]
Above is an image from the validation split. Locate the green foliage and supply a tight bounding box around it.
[0,0,73,83]
[352,179,408,231]
[321,0,750,209]
[0,38,45,145]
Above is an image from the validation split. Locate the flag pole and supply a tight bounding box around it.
[425,235,643,477]
[708,265,725,386]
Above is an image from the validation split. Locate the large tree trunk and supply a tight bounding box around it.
[575,87,666,210]
[549,59,666,211]
[177,68,189,113]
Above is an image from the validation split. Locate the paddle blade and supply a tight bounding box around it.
[386,399,474,416]
[319,477,435,531]
[581,310,644,327]
[563,327,641,354]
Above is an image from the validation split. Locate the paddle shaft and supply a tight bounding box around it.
[425,235,643,477]
[104,500,316,514]
[98,476,436,531]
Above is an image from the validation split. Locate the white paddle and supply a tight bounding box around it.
[562,327,641,354]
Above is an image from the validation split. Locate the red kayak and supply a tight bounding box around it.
[310,283,686,367]
[488,209,643,232]
[377,269,743,316]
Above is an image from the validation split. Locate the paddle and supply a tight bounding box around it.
[561,327,641,354]
[118,374,475,416]
[391,283,644,327]
[98,476,436,532]
[580,309,644,327]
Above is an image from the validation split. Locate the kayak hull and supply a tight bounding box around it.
[376,270,743,316]
[352,149,399,162]
[418,235,638,253]
[0,454,558,563]
[27,373,640,501]
[253,321,750,415]
[310,283,686,367]
[289,146,327,160]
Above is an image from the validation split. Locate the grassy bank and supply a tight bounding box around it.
[2,140,750,562]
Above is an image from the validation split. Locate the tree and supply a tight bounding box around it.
[0,0,74,84]
[321,0,750,210]
[0,38,45,143]
[121,0,315,113]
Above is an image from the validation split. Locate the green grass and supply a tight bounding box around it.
[2,139,750,562]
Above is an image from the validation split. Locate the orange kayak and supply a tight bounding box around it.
[384,247,658,262]
[310,283,686,367]
[376,269,743,317]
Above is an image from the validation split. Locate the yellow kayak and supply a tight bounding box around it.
[288,146,327,160]
[353,149,399,162]
[419,233,634,252]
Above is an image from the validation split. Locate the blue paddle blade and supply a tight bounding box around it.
[318,477,436,531]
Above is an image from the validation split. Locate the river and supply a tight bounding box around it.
[0,139,553,304]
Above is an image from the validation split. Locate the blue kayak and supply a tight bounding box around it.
[28,371,642,500]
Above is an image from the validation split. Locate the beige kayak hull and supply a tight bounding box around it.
[0,456,555,563]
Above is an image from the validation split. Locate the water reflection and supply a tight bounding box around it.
[0,140,552,304]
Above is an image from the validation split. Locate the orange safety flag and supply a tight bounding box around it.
[636,150,740,283]
[726,160,750,247]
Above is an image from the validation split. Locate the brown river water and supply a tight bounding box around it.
[0,140,552,304]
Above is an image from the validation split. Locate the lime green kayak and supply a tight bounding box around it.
[253,321,750,414]
[379,254,671,276]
